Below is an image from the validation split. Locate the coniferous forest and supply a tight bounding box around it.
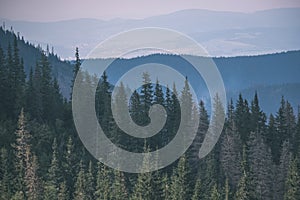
[0,28,300,200]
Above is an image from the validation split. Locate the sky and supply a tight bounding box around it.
[0,0,300,21]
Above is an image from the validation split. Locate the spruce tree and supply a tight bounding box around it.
[275,141,292,200]
[250,92,266,134]
[224,178,230,200]
[154,79,164,105]
[131,146,156,200]
[112,170,128,200]
[247,131,273,199]
[25,151,40,200]
[161,173,170,200]
[64,136,76,197]
[12,109,31,197]
[235,146,252,200]
[95,162,112,200]
[191,177,202,200]
[169,155,189,200]
[40,52,53,121]
[45,138,61,199]
[140,72,153,126]
[210,184,221,200]
[71,47,81,96]
[284,158,300,200]
[0,45,8,119]
[58,180,69,200]
[0,148,12,199]
[85,161,95,200]
[235,94,251,143]
[32,62,43,121]
[74,160,88,200]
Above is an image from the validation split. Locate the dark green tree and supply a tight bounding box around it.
[95,162,112,200]
[284,158,300,200]
[12,109,31,198]
[191,177,202,200]
[169,155,189,200]
[0,148,12,199]
[112,170,128,200]
[74,160,88,200]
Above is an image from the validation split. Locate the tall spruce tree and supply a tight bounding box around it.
[25,151,40,200]
[12,109,31,198]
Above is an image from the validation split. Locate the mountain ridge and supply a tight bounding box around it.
[1,8,299,59]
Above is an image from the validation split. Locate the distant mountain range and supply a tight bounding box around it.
[1,28,299,115]
[1,8,300,59]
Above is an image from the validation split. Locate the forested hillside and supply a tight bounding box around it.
[1,25,299,114]
[0,29,300,200]
[0,27,73,98]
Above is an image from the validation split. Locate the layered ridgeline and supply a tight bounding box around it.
[1,26,299,114]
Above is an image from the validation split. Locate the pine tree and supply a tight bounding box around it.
[12,109,31,197]
[210,184,221,200]
[5,42,15,118]
[45,138,61,199]
[63,136,76,197]
[74,47,81,81]
[247,131,273,199]
[131,146,156,200]
[169,155,189,200]
[140,72,153,125]
[58,180,69,200]
[52,78,63,120]
[235,170,250,200]
[71,47,81,96]
[294,108,300,156]
[235,146,251,200]
[96,71,112,132]
[275,141,292,200]
[266,114,278,162]
[74,160,88,200]
[250,92,266,134]
[224,178,230,200]
[190,101,209,163]
[284,158,300,200]
[32,62,43,121]
[161,173,170,200]
[95,162,112,200]
[85,161,95,200]
[154,79,164,105]
[40,52,54,121]
[25,151,40,200]
[12,36,25,118]
[191,177,202,200]
[112,170,128,200]
[235,94,251,143]
[130,90,142,125]
[0,148,12,199]
[220,120,242,187]
[0,45,8,119]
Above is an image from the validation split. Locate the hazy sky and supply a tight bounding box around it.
[1,0,300,21]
